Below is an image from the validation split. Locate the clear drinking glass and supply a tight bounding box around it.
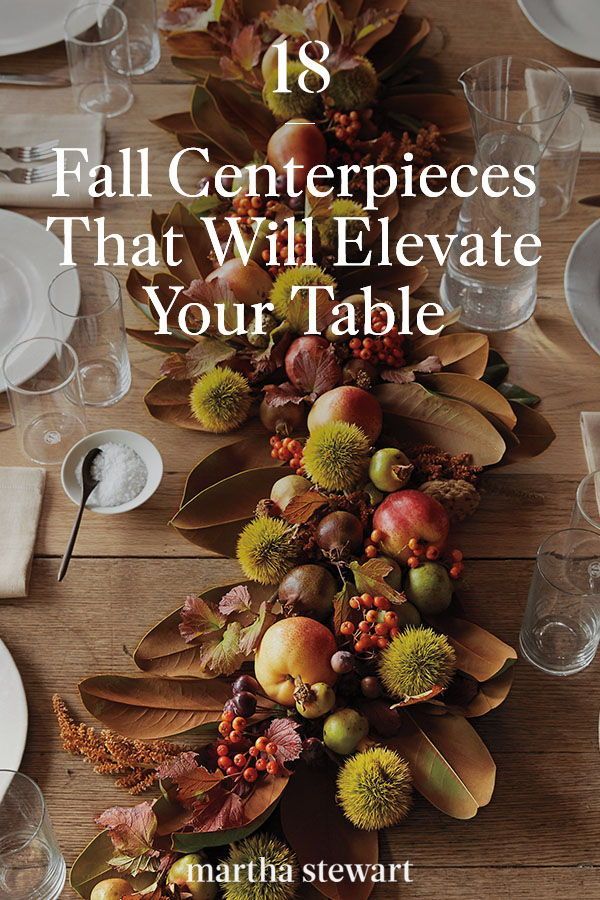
[519,529,600,676]
[440,57,572,332]
[571,470,600,533]
[49,266,131,407]
[64,3,134,117]
[2,338,87,465]
[0,770,66,900]
[540,107,584,220]
[115,0,160,74]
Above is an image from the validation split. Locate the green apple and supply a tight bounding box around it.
[395,600,422,628]
[323,708,369,754]
[364,481,385,506]
[90,880,133,900]
[405,562,452,614]
[167,853,217,900]
[368,448,413,492]
[296,681,336,719]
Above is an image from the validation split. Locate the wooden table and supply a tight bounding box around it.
[1,2,600,897]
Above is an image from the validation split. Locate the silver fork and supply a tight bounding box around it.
[0,163,56,184]
[572,89,600,124]
[0,139,58,163]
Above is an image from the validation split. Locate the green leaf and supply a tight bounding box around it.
[199,621,245,675]
[188,194,223,218]
[239,601,275,655]
[481,349,509,387]
[497,382,541,407]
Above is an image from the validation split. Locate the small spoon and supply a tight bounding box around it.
[57,447,102,582]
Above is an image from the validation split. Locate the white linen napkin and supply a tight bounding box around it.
[560,68,600,154]
[0,113,105,208]
[581,412,600,473]
[0,467,45,598]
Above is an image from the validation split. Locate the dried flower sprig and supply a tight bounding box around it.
[52,695,191,795]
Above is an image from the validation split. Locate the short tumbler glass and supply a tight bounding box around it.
[0,770,66,900]
[49,266,131,408]
[65,2,133,117]
[540,107,584,220]
[2,338,87,465]
[519,528,600,676]
[571,469,600,533]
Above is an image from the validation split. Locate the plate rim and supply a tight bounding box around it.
[0,209,78,392]
[0,637,28,772]
[517,0,600,63]
[564,217,600,357]
[0,0,99,57]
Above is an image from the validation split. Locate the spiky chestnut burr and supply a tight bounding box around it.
[337,747,412,830]
[236,517,299,585]
[224,834,299,900]
[303,422,370,492]
[378,626,456,698]
[189,368,251,433]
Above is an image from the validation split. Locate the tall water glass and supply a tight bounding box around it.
[0,770,66,899]
[65,3,133,117]
[440,57,572,332]
[519,529,600,676]
[2,338,87,465]
[115,0,160,74]
[571,470,600,534]
[49,266,131,407]
[540,107,584,220]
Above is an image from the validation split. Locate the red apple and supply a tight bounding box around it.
[307,385,383,443]
[206,258,273,306]
[254,617,338,706]
[267,119,327,193]
[372,489,450,563]
[285,335,342,390]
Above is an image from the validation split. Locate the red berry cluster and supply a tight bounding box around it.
[331,110,363,145]
[406,538,464,579]
[270,435,305,473]
[340,594,400,654]
[216,711,282,782]
[231,193,278,227]
[263,226,307,277]
[348,314,407,368]
[363,528,382,559]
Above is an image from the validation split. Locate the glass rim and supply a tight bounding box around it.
[64,2,128,47]
[459,56,572,127]
[2,337,80,396]
[536,527,600,595]
[0,770,45,855]
[575,469,600,530]
[48,265,122,320]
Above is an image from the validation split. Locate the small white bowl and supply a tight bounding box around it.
[61,429,163,515]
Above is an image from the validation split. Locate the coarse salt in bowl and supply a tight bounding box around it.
[61,429,163,515]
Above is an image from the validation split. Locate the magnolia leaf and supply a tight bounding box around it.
[413,332,489,378]
[375,382,506,466]
[79,675,231,739]
[219,584,253,616]
[481,349,509,387]
[144,377,205,431]
[504,401,556,460]
[281,760,378,900]
[421,371,517,431]
[163,338,236,380]
[338,262,427,295]
[241,769,290,825]
[151,111,199,136]
[180,437,279,506]
[282,490,329,524]
[199,621,245,676]
[461,666,515,718]
[349,558,407,605]
[375,13,429,77]
[497,382,541,407]
[385,707,496,819]
[126,329,194,354]
[427,613,517,682]
[96,803,158,859]
[161,202,214,282]
[263,718,303,766]
[191,83,254,163]
[381,355,442,383]
[179,594,227,642]
[70,830,137,899]
[126,269,155,324]
[382,92,470,134]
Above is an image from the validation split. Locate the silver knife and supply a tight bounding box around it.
[0,74,70,87]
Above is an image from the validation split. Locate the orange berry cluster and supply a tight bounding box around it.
[340,594,400,654]
[216,711,281,782]
[331,110,363,145]
[363,529,381,559]
[263,226,307,277]
[348,315,407,368]
[406,538,464,579]
[231,192,278,227]
[270,435,305,473]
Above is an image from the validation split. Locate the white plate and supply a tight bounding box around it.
[518,0,600,63]
[0,0,99,57]
[565,218,600,356]
[0,638,28,771]
[0,210,78,391]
